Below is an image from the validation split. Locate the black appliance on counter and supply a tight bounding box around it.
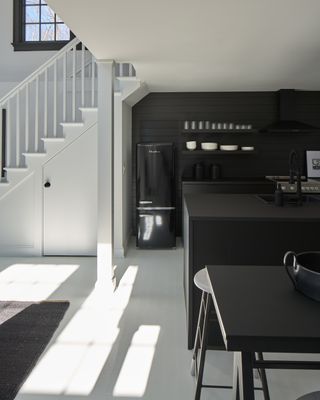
[266,175,320,193]
[136,143,176,248]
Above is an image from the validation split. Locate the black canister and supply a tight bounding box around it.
[209,164,221,180]
[194,163,204,180]
[274,183,284,207]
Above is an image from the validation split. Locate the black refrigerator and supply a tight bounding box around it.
[136,143,176,248]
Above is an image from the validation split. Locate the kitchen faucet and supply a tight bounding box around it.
[289,149,302,205]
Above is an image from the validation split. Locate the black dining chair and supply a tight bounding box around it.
[297,392,320,399]
[191,268,270,400]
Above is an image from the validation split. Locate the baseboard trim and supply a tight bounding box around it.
[0,246,41,257]
[114,247,125,258]
[113,231,132,258]
[123,233,131,257]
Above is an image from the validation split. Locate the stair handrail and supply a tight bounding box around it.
[0,37,80,106]
[0,36,137,170]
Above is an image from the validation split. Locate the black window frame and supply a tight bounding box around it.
[12,0,74,51]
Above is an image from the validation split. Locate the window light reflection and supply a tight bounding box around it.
[0,263,79,301]
[142,215,154,241]
[113,325,161,397]
[21,265,139,396]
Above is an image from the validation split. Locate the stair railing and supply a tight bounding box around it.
[0,37,87,169]
[0,36,137,176]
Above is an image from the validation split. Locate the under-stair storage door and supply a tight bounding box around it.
[43,125,97,255]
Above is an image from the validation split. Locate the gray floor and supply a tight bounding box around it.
[0,241,317,399]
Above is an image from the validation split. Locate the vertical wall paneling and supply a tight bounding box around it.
[132,91,320,235]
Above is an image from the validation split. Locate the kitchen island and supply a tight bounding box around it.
[183,193,320,349]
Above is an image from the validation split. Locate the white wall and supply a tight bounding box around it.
[113,83,148,257]
[122,101,132,251]
[0,171,42,255]
[0,83,18,98]
[114,97,132,258]
[0,0,56,96]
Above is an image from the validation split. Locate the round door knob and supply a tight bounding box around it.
[44,181,51,188]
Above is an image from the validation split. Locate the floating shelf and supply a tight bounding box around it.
[181,150,257,155]
[181,129,258,134]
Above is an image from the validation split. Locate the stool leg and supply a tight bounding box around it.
[256,352,270,400]
[195,292,211,400]
[191,291,205,376]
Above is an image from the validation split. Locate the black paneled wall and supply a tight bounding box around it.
[132,91,320,234]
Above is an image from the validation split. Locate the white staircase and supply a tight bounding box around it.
[0,37,147,256]
[0,109,97,199]
[0,37,140,200]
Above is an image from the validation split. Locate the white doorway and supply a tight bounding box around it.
[43,127,97,256]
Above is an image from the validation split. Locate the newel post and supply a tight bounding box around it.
[96,59,115,292]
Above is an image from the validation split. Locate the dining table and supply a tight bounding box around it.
[206,264,320,400]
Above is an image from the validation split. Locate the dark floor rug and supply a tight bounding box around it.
[0,300,69,400]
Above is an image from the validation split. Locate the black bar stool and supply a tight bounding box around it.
[297,392,320,399]
[191,268,270,400]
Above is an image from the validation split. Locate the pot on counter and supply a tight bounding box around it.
[284,251,320,302]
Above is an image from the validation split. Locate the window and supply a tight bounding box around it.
[13,0,73,51]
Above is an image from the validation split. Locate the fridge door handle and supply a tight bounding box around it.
[137,207,175,210]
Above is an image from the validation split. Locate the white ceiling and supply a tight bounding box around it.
[47,0,320,92]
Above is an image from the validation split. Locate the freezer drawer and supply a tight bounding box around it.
[137,209,176,249]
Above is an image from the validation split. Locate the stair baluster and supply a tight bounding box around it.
[0,36,135,175]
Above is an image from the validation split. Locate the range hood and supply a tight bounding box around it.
[261,89,319,132]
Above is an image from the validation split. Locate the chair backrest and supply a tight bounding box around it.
[194,269,211,293]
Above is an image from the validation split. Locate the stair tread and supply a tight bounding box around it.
[60,122,84,127]
[116,76,139,81]
[4,167,28,172]
[79,107,98,112]
[23,152,47,157]
[41,137,65,142]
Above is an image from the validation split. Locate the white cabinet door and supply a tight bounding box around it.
[43,126,97,255]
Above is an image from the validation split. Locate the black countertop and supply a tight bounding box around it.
[182,177,274,185]
[184,193,320,221]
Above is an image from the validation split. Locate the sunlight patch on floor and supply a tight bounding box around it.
[21,265,139,396]
[113,325,161,397]
[0,263,79,301]
[21,336,119,395]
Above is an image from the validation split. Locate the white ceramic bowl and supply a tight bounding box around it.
[201,142,218,151]
[220,144,238,151]
[186,141,197,150]
[241,146,254,151]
